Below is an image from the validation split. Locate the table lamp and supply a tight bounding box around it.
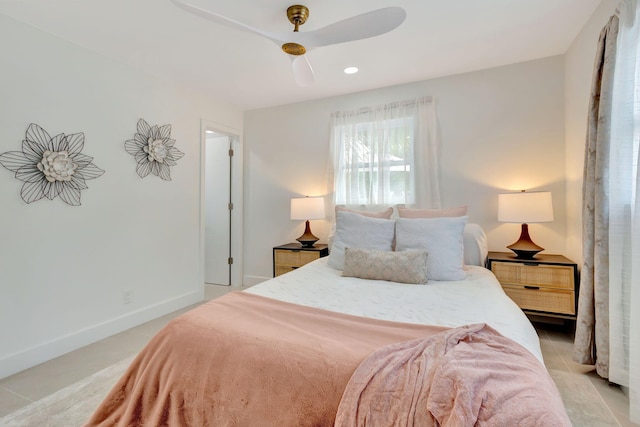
[290,196,325,248]
[498,190,553,259]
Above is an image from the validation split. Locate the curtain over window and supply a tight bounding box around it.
[608,0,640,422]
[573,12,619,381]
[328,97,440,209]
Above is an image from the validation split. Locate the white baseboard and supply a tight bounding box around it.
[242,275,270,288]
[0,291,203,380]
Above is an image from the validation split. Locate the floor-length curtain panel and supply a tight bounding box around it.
[608,0,640,422]
[573,14,619,379]
[414,98,441,209]
[328,97,441,209]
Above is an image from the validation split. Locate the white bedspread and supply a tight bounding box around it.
[246,257,543,362]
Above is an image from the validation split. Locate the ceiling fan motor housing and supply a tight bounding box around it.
[287,5,309,28]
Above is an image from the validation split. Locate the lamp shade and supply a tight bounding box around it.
[291,197,325,220]
[498,191,553,223]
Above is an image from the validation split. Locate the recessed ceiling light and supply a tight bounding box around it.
[344,66,359,75]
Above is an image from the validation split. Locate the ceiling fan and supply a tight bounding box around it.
[169,0,407,86]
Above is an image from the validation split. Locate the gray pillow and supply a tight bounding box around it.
[342,248,428,284]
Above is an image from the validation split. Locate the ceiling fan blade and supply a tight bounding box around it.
[170,0,288,44]
[290,55,315,87]
[289,7,406,48]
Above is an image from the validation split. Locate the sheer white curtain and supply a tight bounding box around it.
[609,0,640,422]
[328,97,440,209]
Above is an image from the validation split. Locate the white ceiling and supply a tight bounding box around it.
[0,0,601,111]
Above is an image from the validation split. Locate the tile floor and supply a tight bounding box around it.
[534,319,635,426]
[0,285,636,426]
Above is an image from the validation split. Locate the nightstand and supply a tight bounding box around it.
[486,251,579,320]
[273,243,329,277]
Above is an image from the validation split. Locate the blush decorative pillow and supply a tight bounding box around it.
[327,211,395,270]
[395,216,468,281]
[342,248,428,284]
[335,206,394,219]
[398,206,468,218]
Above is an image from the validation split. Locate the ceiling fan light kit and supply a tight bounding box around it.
[170,0,406,86]
[282,42,306,56]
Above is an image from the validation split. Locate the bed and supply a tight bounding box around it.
[85,213,570,426]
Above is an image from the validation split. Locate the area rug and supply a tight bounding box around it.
[0,358,622,426]
[0,356,133,427]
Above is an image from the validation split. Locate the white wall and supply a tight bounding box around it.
[0,14,242,378]
[244,56,566,282]
[564,0,619,266]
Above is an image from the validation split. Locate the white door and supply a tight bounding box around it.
[205,133,231,285]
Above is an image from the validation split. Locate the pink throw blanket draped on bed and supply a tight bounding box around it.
[335,323,571,427]
[84,291,447,427]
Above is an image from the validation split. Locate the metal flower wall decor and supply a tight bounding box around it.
[0,123,105,206]
[124,119,184,180]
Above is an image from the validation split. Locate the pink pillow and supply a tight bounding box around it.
[335,206,393,219]
[398,206,467,218]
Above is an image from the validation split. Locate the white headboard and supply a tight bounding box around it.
[463,223,488,267]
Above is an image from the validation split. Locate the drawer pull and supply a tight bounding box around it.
[524,262,539,266]
[291,249,301,252]
[291,266,299,269]
[524,285,540,290]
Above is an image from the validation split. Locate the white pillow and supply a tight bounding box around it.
[395,216,468,281]
[328,206,394,251]
[327,211,395,270]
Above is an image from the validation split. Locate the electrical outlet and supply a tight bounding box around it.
[123,289,132,304]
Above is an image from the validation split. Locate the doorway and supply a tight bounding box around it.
[201,121,242,287]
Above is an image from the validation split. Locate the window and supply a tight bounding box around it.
[329,97,440,208]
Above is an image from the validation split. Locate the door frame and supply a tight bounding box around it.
[199,119,243,288]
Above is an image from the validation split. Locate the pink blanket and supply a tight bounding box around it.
[85,291,446,426]
[335,323,571,427]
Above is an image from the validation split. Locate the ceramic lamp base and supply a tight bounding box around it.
[507,223,544,259]
[296,220,319,248]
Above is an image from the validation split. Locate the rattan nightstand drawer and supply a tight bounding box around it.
[275,266,296,276]
[492,262,574,290]
[275,250,320,267]
[502,285,575,315]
